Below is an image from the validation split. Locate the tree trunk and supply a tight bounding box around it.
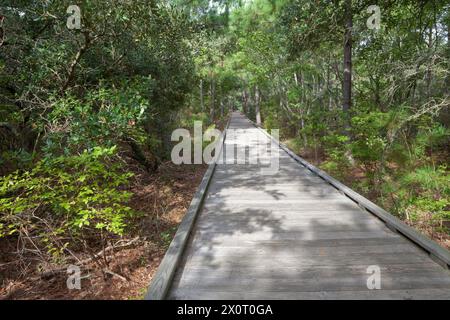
[327,55,332,110]
[447,19,450,94]
[342,0,354,164]
[124,136,159,172]
[426,24,433,98]
[343,0,352,123]
[62,31,91,92]
[446,19,450,93]
[242,89,248,114]
[200,79,204,112]
[297,72,308,148]
[210,78,215,121]
[255,86,261,125]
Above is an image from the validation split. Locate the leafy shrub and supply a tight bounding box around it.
[410,124,450,160]
[42,77,152,157]
[0,146,138,261]
[388,165,449,226]
[319,134,351,180]
[284,137,303,154]
[263,113,278,132]
[350,112,389,165]
[179,111,210,128]
[401,165,449,195]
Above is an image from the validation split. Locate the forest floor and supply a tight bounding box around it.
[0,161,207,300]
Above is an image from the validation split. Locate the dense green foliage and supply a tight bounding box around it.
[0,0,449,268]
[0,0,227,264]
[221,0,450,234]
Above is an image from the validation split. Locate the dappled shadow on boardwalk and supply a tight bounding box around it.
[168,113,450,300]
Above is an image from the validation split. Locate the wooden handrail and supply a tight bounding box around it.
[144,115,232,300]
[247,116,450,270]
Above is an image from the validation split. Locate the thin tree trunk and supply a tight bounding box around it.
[124,136,159,172]
[298,72,308,148]
[343,0,352,123]
[343,0,354,164]
[200,79,204,112]
[426,25,433,98]
[327,55,332,110]
[210,78,215,121]
[255,86,261,125]
[447,19,450,94]
[243,89,249,114]
[62,31,91,92]
[446,20,450,94]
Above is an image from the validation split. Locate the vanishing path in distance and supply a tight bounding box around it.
[153,112,450,299]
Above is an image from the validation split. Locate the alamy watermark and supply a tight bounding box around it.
[367,5,381,31]
[66,5,81,30]
[170,121,280,175]
[366,265,381,290]
[67,264,81,290]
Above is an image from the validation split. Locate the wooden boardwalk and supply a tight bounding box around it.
[149,112,450,300]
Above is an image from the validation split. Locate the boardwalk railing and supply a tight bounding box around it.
[145,117,231,300]
[247,117,450,270]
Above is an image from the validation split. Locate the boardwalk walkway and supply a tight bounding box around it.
[161,112,450,299]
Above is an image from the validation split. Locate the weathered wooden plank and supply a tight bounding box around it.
[191,229,400,242]
[187,236,411,249]
[207,184,338,192]
[173,273,450,293]
[182,251,432,268]
[200,207,371,215]
[194,221,388,233]
[174,262,445,281]
[207,188,340,197]
[196,214,384,226]
[201,201,363,211]
[169,288,450,300]
[204,198,360,205]
[206,194,346,202]
[213,173,320,181]
[214,167,316,175]
[184,243,422,259]
[210,180,336,189]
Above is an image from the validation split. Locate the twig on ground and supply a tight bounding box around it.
[104,269,128,282]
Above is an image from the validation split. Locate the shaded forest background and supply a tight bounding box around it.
[0,0,449,298]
